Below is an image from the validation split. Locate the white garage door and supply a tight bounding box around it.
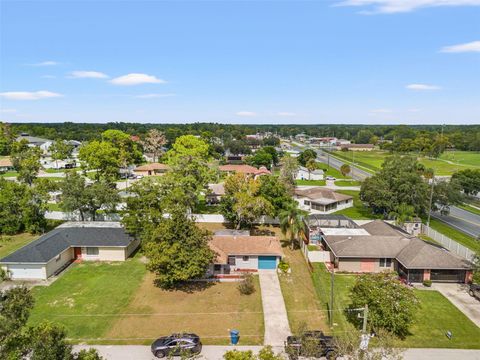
[7,264,45,280]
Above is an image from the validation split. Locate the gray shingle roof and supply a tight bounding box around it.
[1,226,135,264]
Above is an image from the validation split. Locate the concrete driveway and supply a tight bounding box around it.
[433,283,480,327]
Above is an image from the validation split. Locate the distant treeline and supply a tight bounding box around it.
[6,122,480,151]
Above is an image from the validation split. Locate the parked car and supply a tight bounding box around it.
[285,330,338,360]
[469,284,480,300]
[151,333,202,358]
[325,176,336,180]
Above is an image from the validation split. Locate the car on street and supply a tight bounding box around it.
[151,333,202,358]
[469,284,480,300]
[285,330,338,359]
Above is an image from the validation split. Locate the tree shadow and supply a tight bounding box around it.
[154,279,218,294]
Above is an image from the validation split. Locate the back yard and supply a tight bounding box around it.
[0,233,38,259]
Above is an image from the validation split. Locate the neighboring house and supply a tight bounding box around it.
[0,158,14,172]
[336,139,351,146]
[16,134,53,152]
[208,233,283,277]
[339,144,374,151]
[303,215,473,283]
[296,166,324,181]
[0,222,140,280]
[133,163,169,177]
[308,137,338,147]
[206,183,225,205]
[295,187,353,214]
[219,164,271,178]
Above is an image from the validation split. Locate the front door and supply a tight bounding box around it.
[73,247,82,260]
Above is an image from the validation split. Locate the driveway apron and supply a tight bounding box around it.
[433,283,480,328]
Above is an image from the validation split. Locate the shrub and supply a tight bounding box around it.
[238,273,255,295]
[0,267,8,282]
[307,245,319,251]
[422,279,432,287]
[278,260,290,273]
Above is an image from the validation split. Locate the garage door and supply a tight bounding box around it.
[258,256,277,270]
[7,264,45,280]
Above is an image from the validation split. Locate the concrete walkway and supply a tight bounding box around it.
[258,270,291,346]
[433,283,480,328]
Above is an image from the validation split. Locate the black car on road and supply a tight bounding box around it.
[151,333,202,358]
[469,284,480,300]
[285,330,338,359]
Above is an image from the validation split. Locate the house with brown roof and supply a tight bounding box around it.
[0,158,14,172]
[133,163,169,177]
[219,164,271,178]
[304,216,473,283]
[294,187,353,214]
[207,232,283,277]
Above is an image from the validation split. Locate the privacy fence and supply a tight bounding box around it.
[422,224,476,261]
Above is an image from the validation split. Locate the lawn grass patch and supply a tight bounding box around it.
[316,164,350,179]
[334,180,361,187]
[333,190,379,220]
[193,200,221,214]
[428,218,480,251]
[28,258,147,341]
[0,233,38,258]
[295,179,326,186]
[278,246,327,332]
[0,171,18,177]
[440,151,480,167]
[47,203,63,211]
[107,272,264,345]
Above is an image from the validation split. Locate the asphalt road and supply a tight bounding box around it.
[433,206,480,238]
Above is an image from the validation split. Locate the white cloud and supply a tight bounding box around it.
[110,73,166,86]
[277,112,297,117]
[235,111,257,117]
[135,93,176,99]
[0,91,63,100]
[69,70,109,79]
[29,60,59,66]
[406,83,441,91]
[335,0,480,14]
[441,40,480,53]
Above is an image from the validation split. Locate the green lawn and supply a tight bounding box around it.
[428,218,480,251]
[0,233,38,258]
[333,190,379,220]
[334,180,361,187]
[311,264,480,349]
[29,258,147,341]
[317,164,351,179]
[193,199,221,214]
[46,203,63,211]
[0,171,18,177]
[295,179,326,186]
[440,151,480,167]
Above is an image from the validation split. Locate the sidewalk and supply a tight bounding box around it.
[258,270,291,346]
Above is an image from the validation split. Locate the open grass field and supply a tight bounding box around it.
[278,246,327,333]
[334,180,361,187]
[333,190,380,220]
[318,164,351,180]
[331,150,480,176]
[0,233,38,258]
[311,264,480,349]
[295,179,326,186]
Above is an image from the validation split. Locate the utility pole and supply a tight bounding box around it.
[427,172,435,227]
[329,269,335,327]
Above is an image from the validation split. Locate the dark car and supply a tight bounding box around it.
[285,330,338,359]
[469,284,480,300]
[151,333,202,358]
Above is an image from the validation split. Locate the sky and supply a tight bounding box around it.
[0,0,479,125]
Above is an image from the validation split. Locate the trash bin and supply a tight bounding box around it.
[230,329,240,345]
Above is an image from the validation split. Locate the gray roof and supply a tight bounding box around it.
[325,235,410,259]
[1,225,135,264]
[361,220,405,237]
[16,135,51,145]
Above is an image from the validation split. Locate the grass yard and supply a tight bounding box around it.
[317,164,351,180]
[47,203,63,211]
[428,218,480,251]
[107,272,264,345]
[295,179,326,186]
[334,180,361,187]
[28,258,147,341]
[278,246,327,333]
[333,190,379,220]
[311,264,480,349]
[0,171,18,177]
[440,151,480,167]
[0,233,38,258]
[193,199,221,214]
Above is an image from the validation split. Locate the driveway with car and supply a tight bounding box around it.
[432,283,480,327]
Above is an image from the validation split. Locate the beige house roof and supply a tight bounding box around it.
[134,163,169,171]
[207,183,225,196]
[219,164,271,176]
[0,158,13,167]
[210,235,283,263]
[295,187,353,205]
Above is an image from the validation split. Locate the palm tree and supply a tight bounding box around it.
[389,203,415,226]
[279,204,306,249]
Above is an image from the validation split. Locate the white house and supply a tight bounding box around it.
[294,187,353,214]
[296,166,324,181]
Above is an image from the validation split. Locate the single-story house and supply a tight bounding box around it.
[305,216,473,283]
[133,163,169,177]
[208,234,283,277]
[339,144,374,151]
[206,183,225,204]
[0,158,14,172]
[219,164,271,178]
[0,222,140,280]
[295,187,353,214]
[296,166,324,181]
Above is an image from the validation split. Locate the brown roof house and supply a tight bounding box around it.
[219,164,271,179]
[304,216,473,284]
[294,187,353,214]
[133,163,169,177]
[0,158,13,172]
[207,231,283,278]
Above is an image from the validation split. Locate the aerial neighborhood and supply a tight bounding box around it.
[1,122,479,359]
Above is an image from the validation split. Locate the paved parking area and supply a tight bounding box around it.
[433,283,480,327]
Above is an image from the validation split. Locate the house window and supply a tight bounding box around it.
[86,247,99,256]
[379,258,392,267]
[228,256,236,266]
[213,264,222,271]
[242,256,249,262]
[304,200,311,206]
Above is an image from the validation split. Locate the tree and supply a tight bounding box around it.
[247,149,273,169]
[297,149,316,167]
[101,129,142,167]
[305,159,317,180]
[258,175,295,217]
[11,141,41,186]
[431,179,464,215]
[452,169,480,196]
[79,140,120,182]
[140,129,167,162]
[347,272,419,338]
[143,206,216,288]
[0,122,15,156]
[49,140,73,169]
[0,286,34,346]
[355,129,374,144]
[279,204,306,249]
[279,156,299,192]
[389,203,415,226]
[340,164,351,177]
[263,136,280,147]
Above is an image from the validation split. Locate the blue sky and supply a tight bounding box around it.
[0,0,479,124]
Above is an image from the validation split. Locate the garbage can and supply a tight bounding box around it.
[230,329,240,345]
